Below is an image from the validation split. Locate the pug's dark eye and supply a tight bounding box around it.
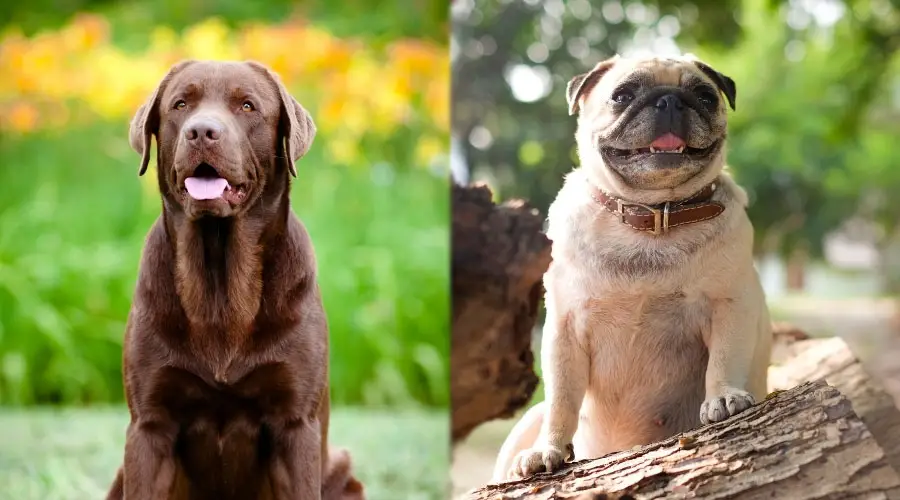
[173,100,186,110]
[696,90,718,107]
[241,101,255,112]
[611,90,635,104]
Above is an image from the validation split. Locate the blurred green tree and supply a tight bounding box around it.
[1,0,449,42]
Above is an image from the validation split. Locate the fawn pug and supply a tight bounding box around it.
[493,54,771,481]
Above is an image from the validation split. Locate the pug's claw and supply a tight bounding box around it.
[700,387,755,425]
[508,445,567,479]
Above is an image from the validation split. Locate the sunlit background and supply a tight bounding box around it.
[450,0,900,494]
[0,1,449,499]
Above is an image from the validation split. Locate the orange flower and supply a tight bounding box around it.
[0,13,450,150]
[426,77,450,132]
[7,102,39,132]
[62,13,110,51]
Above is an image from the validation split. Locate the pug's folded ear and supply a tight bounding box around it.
[129,60,196,176]
[246,61,316,178]
[566,55,620,116]
[690,59,737,111]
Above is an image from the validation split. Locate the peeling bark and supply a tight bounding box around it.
[770,336,900,475]
[463,381,900,499]
[451,183,551,443]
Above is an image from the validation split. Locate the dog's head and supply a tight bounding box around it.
[568,55,735,193]
[129,60,316,219]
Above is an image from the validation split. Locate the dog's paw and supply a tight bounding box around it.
[323,447,365,500]
[700,388,756,425]
[508,445,567,479]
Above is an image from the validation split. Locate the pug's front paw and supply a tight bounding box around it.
[700,387,755,425]
[508,445,567,479]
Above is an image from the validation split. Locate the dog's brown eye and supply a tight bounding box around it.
[611,90,635,104]
[697,90,718,107]
[174,100,186,110]
[242,102,254,112]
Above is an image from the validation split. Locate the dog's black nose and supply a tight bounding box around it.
[653,94,686,138]
[655,94,684,111]
[184,117,225,143]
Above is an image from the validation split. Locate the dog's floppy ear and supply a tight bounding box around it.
[691,60,737,111]
[566,55,619,116]
[247,61,316,177]
[129,60,195,176]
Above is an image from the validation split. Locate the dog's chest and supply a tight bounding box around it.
[153,362,299,427]
[190,340,244,386]
[574,288,710,446]
[566,223,709,283]
[149,362,299,494]
[576,288,710,365]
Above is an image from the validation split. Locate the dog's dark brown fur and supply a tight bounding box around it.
[106,60,364,500]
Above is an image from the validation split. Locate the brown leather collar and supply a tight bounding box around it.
[588,181,725,235]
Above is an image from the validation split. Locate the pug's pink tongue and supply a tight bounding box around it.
[184,177,228,200]
[650,133,686,150]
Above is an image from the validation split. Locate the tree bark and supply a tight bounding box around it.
[463,380,900,499]
[769,336,900,475]
[878,226,900,296]
[451,182,552,443]
[785,243,808,292]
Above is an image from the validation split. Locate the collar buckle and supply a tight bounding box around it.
[616,200,672,235]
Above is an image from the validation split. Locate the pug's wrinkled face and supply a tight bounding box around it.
[570,56,736,190]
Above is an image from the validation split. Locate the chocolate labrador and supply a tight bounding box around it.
[105,60,364,500]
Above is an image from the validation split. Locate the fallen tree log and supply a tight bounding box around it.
[769,336,900,474]
[451,183,552,443]
[463,380,900,499]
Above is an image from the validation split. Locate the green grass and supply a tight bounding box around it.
[0,407,449,500]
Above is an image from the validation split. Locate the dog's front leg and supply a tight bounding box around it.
[270,418,322,500]
[701,281,766,425]
[122,419,177,499]
[510,304,588,479]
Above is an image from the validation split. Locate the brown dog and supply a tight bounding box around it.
[105,60,365,500]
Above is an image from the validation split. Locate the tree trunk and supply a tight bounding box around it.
[463,380,900,499]
[785,242,808,292]
[769,336,900,474]
[463,336,900,499]
[877,225,900,295]
[451,183,552,443]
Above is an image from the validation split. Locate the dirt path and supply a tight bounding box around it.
[450,297,900,497]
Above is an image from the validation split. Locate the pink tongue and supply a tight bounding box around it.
[650,133,686,150]
[184,177,228,200]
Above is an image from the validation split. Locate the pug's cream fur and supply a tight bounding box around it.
[492,55,771,482]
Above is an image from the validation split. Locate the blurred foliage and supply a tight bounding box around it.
[452,0,900,285]
[1,0,449,44]
[0,13,450,408]
[0,14,449,164]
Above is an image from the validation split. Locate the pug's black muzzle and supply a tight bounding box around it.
[612,86,714,139]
